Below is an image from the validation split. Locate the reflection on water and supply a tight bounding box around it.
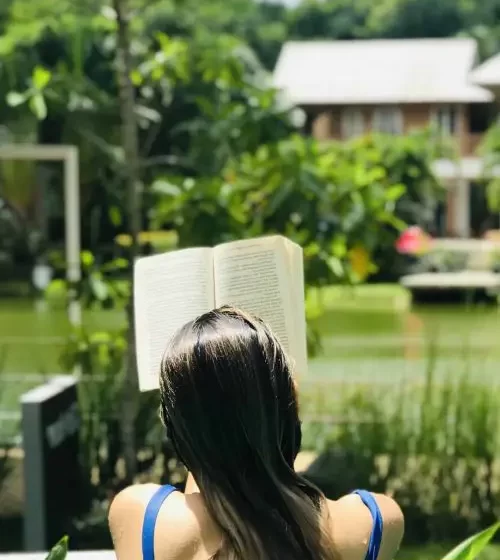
[0,299,499,377]
[312,304,500,382]
[0,298,499,440]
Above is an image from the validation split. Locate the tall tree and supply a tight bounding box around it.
[368,0,465,39]
[113,0,141,480]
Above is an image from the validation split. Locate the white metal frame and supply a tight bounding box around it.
[0,144,81,325]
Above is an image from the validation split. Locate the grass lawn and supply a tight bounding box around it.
[306,283,411,314]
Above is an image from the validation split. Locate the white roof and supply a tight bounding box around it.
[470,53,500,87]
[273,39,493,105]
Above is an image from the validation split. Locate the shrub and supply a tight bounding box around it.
[60,329,184,507]
[300,368,500,543]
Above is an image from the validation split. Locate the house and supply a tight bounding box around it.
[273,38,500,238]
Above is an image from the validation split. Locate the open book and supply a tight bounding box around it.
[134,235,308,391]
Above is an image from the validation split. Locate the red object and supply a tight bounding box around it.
[395,226,430,255]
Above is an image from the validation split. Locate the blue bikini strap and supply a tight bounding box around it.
[142,484,177,560]
[352,489,384,560]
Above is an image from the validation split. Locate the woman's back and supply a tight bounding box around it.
[109,307,404,559]
[109,480,404,560]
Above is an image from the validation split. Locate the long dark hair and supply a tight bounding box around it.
[159,306,337,560]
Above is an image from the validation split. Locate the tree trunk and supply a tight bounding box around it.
[113,0,141,482]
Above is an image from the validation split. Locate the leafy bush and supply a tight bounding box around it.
[60,328,184,502]
[151,132,440,288]
[61,329,127,495]
[0,349,14,493]
[300,364,500,543]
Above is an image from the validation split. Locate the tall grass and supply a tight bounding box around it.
[0,346,14,494]
[299,347,500,543]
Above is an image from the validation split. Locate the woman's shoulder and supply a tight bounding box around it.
[326,492,404,560]
[108,483,220,560]
[108,484,403,560]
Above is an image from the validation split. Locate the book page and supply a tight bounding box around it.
[283,238,308,376]
[213,236,307,374]
[134,248,214,391]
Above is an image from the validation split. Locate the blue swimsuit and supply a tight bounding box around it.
[142,485,383,560]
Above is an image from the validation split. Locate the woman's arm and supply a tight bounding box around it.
[328,492,404,560]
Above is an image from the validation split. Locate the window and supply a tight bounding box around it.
[372,107,403,135]
[303,111,314,135]
[433,106,457,136]
[468,103,493,134]
[341,108,365,139]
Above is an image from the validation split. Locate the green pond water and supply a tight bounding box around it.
[1,297,499,404]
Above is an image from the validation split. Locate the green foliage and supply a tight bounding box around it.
[442,523,500,560]
[0,199,40,279]
[480,124,500,213]
[45,248,180,491]
[152,131,440,285]
[368,0,466,39]
[141,30,298,176]
[1,4,301,253]
[7,64,52,119]
[0,0,112,55]
[45,535,68,560]
[61,328,126,489]
[0,350,14,492]
[301,353,500,542]
[286,0,371,40]
[265,0,499,63]
[46,250,129,309]
[59,325,182,495]
[0,200,27,264]
[1,0,449,271]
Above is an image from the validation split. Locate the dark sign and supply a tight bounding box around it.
[21,376,82,552]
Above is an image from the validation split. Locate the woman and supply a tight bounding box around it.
[109,306,404,559]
